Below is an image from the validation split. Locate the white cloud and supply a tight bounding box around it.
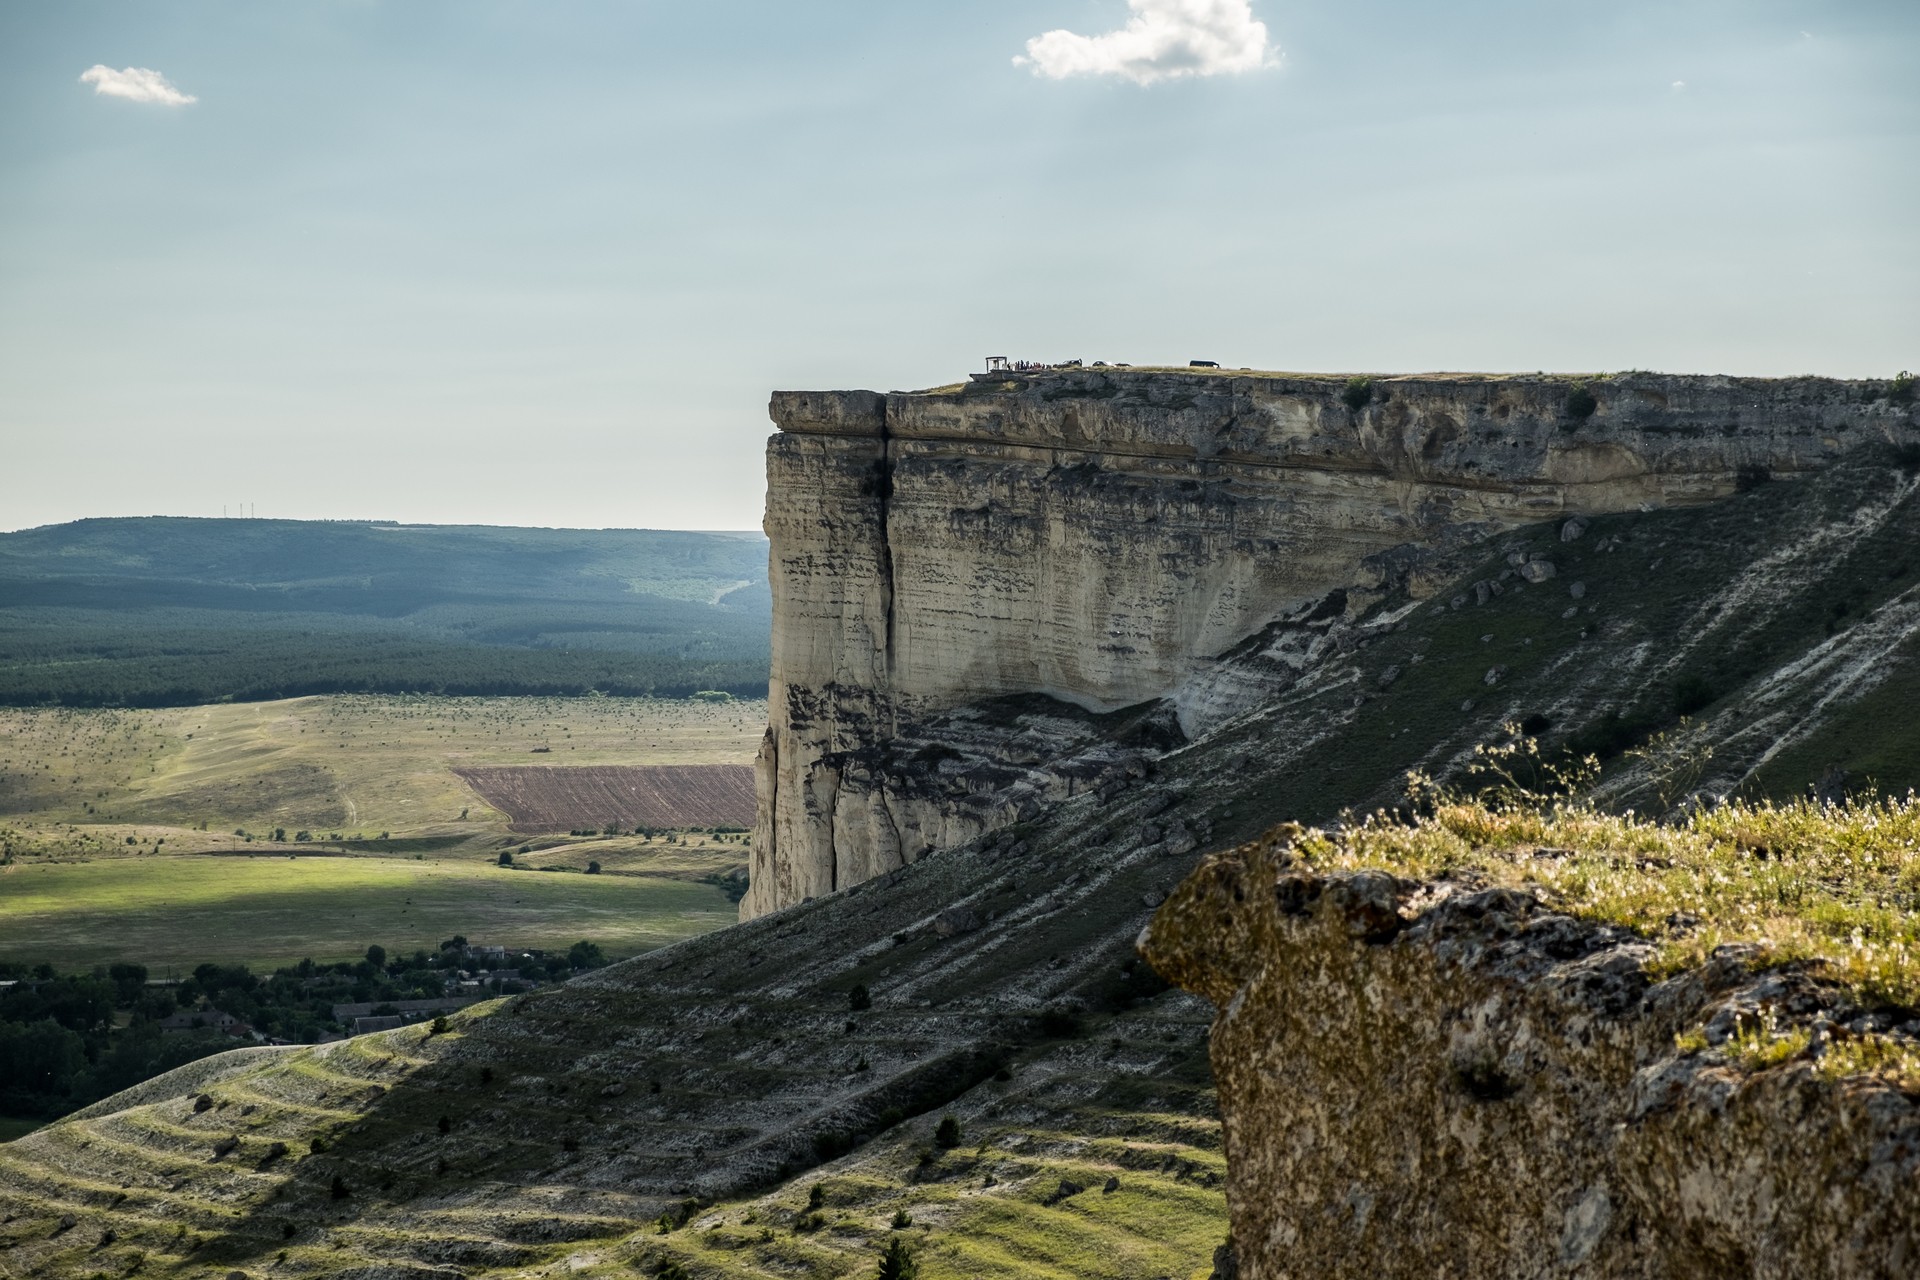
[79,65,198,106]
[1671,80,1687,92]
[1016,0,1278,86]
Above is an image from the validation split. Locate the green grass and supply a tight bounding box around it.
[1290,789,1920,1077]
[0,852,736,970]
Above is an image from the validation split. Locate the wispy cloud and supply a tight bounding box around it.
[79,65,198,106]
[1016,0,1278,86]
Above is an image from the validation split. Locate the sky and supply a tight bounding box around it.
[1,0,1915,533]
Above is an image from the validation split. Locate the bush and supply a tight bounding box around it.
[1565,381,1599,422]
[876,1236,918,1280]
[497,850,514,867]
[848,984,872,1012]
[1672,675,1717,717]
[330,1175,350,1201]
[933,1115,961,1148]
[1035,1005,1082,1039]
[1340,376,1374,411]
[586,860,602,875]
[1890,371,1916,406]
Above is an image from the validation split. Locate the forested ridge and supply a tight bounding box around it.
[0,518,771,706]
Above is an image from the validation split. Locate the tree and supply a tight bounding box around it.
[875,1237,917,1280]
[934,1115,961,1149]
[567,940,606,970]
[365,945,387,970]
[497,850,514,867]
[107,963,148,1006]
[586,860,602,875]
[848,984,871,1012]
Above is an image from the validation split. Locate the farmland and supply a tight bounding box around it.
[455,763,755,832]
[0,693,764,842]
[0,693,766,970]
[0,853,735,971]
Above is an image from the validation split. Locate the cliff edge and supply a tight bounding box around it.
[749,368,1912,917]
[1141,812,1920,1279]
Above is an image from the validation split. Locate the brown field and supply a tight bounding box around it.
[453,764,755,832]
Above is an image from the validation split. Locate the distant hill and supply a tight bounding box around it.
[0,518,770,706]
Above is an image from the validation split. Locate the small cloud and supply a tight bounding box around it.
[1670,80,1687,92]
[1016,0,1278,86]
[79,65,197,106]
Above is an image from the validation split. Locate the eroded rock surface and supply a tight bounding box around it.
[750,370,1912,917]
[1140,829,1920,1279]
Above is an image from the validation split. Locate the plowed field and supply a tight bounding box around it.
[453,764,755,832]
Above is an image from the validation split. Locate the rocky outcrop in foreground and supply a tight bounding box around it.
[1141,828,1920,1280]
[750,369,1914,917]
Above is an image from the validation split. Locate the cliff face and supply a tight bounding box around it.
[1139,830,1920,1279]
[748,369,1904,918]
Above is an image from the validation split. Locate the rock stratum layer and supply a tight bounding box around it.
[1140,829,1920,1279]
[749,369,1910,917]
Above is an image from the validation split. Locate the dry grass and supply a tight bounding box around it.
[1292,785,1920,1084]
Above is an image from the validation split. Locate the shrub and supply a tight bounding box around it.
[808,1182,825,1210]
[497,850,514,867]
[1564,381,1598,422]
[876,1237,918,1280]
[1893,442,1920,475]
[890,1208,913,1229]
[586,860,602,875]
[1671,675,1716,717]
[848,984,872,1012]
[1341,376,1374,411]
[1035,1005,1082,1039]
[933,1115,961,1148]
[1890,370,1916,406]
[428,1015,450,1036]
[329,1175,349,1201]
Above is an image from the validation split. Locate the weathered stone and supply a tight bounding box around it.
[932,906,980,938]
[1139,830,1920,1280]
[1561,516,1590,541]
[1518,558,1557,582]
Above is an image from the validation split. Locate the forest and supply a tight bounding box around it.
[0,518,771,706]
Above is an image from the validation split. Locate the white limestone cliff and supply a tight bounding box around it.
[744,369,1908,918]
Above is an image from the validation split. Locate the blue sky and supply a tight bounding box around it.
[2,1,1914,532]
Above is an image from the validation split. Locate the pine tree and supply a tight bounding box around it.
[876,1236,917,1280]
